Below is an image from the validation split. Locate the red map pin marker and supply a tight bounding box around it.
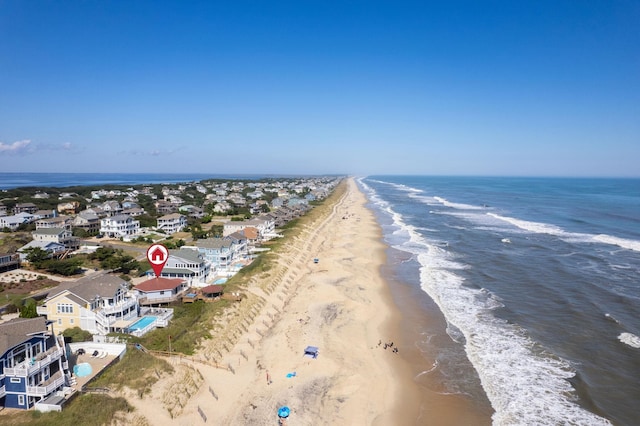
[147,243,169,277]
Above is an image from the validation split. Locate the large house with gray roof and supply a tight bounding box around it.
[36,274,138,335]
[150,248,210,284]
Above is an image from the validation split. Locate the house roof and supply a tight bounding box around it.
[170,248,203,263]
[201,284,223,294]
[70,274,127,301]
[158,213,184,220]
[0,317,48,356]
[105,214,133,222]
[33,227,66,236]
[135,277,186,292]
[195,238,232,249]
[243,227,259,240]
[18,240,65,252]
[44,274,127,303]
[159,267,196,275]
[225,231,247,242]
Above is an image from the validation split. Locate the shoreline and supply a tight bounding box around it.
[121,176,496,425]
[119,177,424,424]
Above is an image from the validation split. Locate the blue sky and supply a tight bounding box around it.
[1,1,638,176]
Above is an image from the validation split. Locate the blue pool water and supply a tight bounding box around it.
[129,316,157,331]
[214,278,227,284]
[73,362,92,377]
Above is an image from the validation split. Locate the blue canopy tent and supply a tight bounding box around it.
[303,346,319,359]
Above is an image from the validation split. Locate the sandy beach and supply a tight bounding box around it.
[115,180,420,425]
[118,177,424,425]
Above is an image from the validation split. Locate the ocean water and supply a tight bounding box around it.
[0,172,273,190]
[360,176,640,426]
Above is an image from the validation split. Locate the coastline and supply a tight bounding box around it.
[118,177,423,424]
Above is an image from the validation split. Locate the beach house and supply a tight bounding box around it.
[149,248,211,284]
[35,216,72,230]
[190,238,236,275]
[36,274,139,335]
[12,203,38,215]
[156,213,187,234]
[0,253,21,273]
[100,214,140,239]
[0,212,36,231]
[30,227,80,251]
[0,317,70,410]
[71,211,100,235]
[134,277,189,306]
[222,216,275,242]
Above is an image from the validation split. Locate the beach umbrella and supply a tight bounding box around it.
[277,406,290,418]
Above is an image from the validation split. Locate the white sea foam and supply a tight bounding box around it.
[488,213,640,253]
[593,234,640,252]
[433,196,485,210]
[364,181,612,425]
[414,360,439,379]
[618,332,640,348]
[604,313,620,324]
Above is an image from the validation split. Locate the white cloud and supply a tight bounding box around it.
[0,139,32,154]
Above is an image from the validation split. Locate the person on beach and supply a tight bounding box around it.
[266,370,272,385]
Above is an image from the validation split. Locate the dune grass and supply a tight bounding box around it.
[90,349,174,396]
[1,394,133,426]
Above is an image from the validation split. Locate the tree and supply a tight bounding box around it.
[25,247,51,268]
[44,258,83,276]
[19,298,38,318]
[90,247,116,261]
[209,224,223,238]
[72,227,90,238]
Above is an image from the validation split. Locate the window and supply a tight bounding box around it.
[70,319,74,324]
[58,319,62,325]
[18,395,25,405]
[11,378,21,383]
[56,303,73,314]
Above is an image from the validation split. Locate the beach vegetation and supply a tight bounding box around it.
[18,298,38,318]
[91,348,174,394]
[24,247,50,267]
[138,299,230,354]
[163,238,186,249]
[42,258,84,276]
[136,213,157,228]
[0,394,133,426]
[62,326,93,342]
[88,247,140,275]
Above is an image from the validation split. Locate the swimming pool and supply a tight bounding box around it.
[129,316,157,331]
[214,278,227,284]
[73,362,92,377]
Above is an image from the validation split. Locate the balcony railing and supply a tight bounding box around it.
[138,295,179,305]
[27,372,65,396]
[0,385,5,398]
[100,298,137,315]
[36,306,48,315]
[4,347,63,377]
